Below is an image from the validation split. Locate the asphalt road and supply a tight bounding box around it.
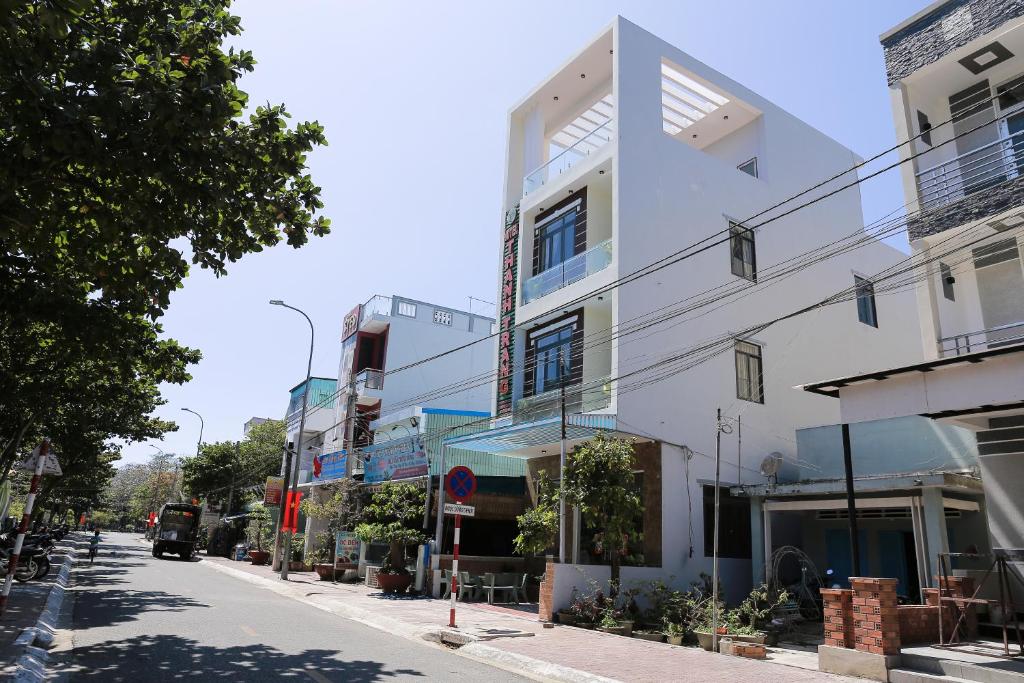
[56,532,529,682]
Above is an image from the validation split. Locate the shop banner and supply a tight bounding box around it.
[334,531,360,567]
[313,450,348,483]
[362,437,427,484]
[264,476,284,505]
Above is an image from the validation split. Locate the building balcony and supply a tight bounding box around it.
[359,295,393,333]
[938,320,1024,357]
[354,368,384,406]
[916,120,1024,212]
[513,376,611,424]
[523,119,613,196]
[522,239,612,304]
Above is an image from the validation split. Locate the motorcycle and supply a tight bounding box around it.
[0,548,38,583]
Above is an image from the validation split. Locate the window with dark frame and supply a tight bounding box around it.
[940,262,955,301]
[855,275,878,327]
[702,486,751,559]
[734,339,764,403]
[737,157,758,178]
[729,221,756,282]
[536,209,578,274]
[532,324,573,395]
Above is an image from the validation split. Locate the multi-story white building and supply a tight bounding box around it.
[802,0,1024,591]
[447,17,923,605]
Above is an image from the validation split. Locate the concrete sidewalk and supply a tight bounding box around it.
[201,554,858,683]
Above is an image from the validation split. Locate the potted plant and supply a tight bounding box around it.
[308,531,336,580]
[245,504,272,565]
[691,597,727,651]
[664,620,685,646]
[633,627,665,642]
[354,481,427,594]
[288,532,306,570]
[596,611,632,636]
[733,583,789,645]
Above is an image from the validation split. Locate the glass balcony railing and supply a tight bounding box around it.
[360,295,392,323]
[523,239,612,304]
[513,376,612,424]
[356,367,384,391]
[523,120,613,195]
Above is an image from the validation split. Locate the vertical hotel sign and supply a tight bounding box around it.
[497,204,520,416]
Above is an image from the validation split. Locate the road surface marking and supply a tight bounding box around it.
[239,625,257,636]
[304,670,332,683]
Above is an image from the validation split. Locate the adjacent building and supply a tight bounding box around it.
[798,0,1024,592]
[447,17,924,605]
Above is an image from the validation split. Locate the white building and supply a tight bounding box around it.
[801,0,1024,590]
[447,17,923,605]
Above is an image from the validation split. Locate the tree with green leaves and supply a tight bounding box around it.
[562,434,643,590]
[355,482,427,574]
[514,470,559,557]
[0,0,328,482]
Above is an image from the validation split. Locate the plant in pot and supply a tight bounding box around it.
[289,532,306,570]
[691,596,728,651]
[596,609,632,637]
[664,619,686,646]
[734,583,789,645]
[354,481,427,594]
[245,504,273,565]
[308,531,336,580]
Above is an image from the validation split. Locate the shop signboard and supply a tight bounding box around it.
[496,204,520,416]
[264,476,284,505]
[334,531,360,568]
[312,450,348,483]
[362,437,427,484]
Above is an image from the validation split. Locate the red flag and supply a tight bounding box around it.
[288,492,303,532]
[281,492,293,532]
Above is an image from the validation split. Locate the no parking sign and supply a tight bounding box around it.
[444,466,476,503]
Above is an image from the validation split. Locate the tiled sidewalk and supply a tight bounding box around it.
[202,555,857,683]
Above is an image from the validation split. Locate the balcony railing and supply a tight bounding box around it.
[361,295,392,322]
[522,239,612,304]
[513,376,612,424]
[938,320,1024,357]
[523,120,613,196]
[356,367,384,391]
[916,120,1024,210]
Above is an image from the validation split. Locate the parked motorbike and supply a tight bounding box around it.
[0,548,39,583]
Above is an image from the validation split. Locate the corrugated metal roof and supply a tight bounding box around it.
[422,412,526,477]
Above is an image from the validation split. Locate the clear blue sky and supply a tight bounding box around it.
[122,0,932,465]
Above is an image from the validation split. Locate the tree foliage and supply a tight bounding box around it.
[0,0,328,489]
[354,482,427,573]
[514,470,559,557]
[562,434,642,588]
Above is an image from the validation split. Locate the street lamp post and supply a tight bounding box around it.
[269,299,314,581]
[180,408,204,458]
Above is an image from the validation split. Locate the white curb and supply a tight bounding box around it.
[12,541,76,683]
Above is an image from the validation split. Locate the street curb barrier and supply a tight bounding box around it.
[13,538,77,683]
[201,557,611,683]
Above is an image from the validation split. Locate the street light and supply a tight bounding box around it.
[269,299,314,581]
[180,407,204,458]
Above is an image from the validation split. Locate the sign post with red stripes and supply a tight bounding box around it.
[0,439,51,616]
[444,467,476,628]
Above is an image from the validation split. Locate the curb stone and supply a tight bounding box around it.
[13,540,77,683]
[201,558,614,683]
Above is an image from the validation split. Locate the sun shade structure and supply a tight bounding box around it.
[550,93,615,156]
[661,60,729,136]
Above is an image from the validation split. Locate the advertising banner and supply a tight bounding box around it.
[334,531,360,567]
[264,476,284,505]
[362,437,427,484]
[312,450,348,483]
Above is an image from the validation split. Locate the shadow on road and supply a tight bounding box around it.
[55,634,427,682]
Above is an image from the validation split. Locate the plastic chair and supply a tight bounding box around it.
[457,571,477,601]
[514,573,529,603]
[440,569,452,599]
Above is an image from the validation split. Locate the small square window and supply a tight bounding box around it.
[433,309,452,326]
[734,339,764,403]
[737,157,758,178]
[855,276,878,328]
[397,302,417,317]
[729,222,757,282]
[940,262,955,301]
[917,110,932,146]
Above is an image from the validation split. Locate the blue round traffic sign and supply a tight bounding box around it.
[445,466,477,502]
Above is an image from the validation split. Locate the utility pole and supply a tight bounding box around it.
[712,408,723,653]
[558,348,568,565]
[737,415,742,486]
[842,423,861,576]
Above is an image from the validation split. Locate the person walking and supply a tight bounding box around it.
[88,529,101,563]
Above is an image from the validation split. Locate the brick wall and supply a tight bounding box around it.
[821,588,855,648]
[538,559,556,622]
[850,577,902,656]
[898,605,942,644]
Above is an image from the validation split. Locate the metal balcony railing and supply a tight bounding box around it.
[360,295,392,322]
[523,120,613,195]
[356,368,384,391]
[513,376,612,424]
[522,239,612,304]
[938,320,1024,357]
[916,119,1024,210]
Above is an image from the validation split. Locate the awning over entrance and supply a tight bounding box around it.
[442,413,632,457]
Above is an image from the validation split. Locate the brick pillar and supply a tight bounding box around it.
[538,559,556,622]
[935,575,978,640]
[820,588,855,648]
[850,577,901,655]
